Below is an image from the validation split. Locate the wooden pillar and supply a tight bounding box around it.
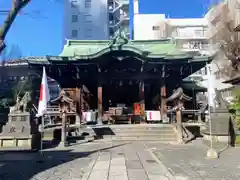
[97,85,103,125]
[160,65,167,121]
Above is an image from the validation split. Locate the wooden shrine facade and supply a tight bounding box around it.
[25,34,212,123]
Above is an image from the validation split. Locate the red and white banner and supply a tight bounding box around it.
[36,66,50,117]
[146,111,161,121]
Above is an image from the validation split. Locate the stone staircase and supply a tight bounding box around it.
[79,124,178,143]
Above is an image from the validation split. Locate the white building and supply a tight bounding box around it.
[63,0,130,41]
[165,18,209,55]
[133,0,209,55]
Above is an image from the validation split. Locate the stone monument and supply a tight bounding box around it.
[0,92,38,149]
[204,89,235,159]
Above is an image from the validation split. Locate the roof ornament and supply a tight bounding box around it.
[109,26,128,48]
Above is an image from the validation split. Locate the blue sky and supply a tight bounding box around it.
[0,0,210,57]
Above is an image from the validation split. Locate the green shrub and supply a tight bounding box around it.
[236,136,240,144]
[230,88,240,131]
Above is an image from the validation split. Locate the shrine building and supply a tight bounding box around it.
[24,34,212,124]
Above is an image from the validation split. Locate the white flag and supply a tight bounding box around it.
[36,66,50,117]
[206,64,216,108]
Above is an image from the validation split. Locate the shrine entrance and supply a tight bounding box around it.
[26,36,212,124]
[103,80,139,108]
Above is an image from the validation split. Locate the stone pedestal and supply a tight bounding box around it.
[0,112,39,149]
[206,148,218,159]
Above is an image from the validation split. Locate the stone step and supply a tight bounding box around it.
[102,136,177,141]
[81,127,175,136]
[110,129,174,133]
[42,124,178,142]
[80,130,175,136]
[103,132,176,136]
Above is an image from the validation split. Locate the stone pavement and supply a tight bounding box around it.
[82,142,172,180]
[0,141,172,180]
[1,140,240,180]
[150,140,240,180]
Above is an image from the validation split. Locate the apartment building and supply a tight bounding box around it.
[165,18,209,55]
[133,0,209,55]
[63,0,130,41]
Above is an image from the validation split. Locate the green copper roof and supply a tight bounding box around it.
[57,30,192,59]
[59,38,186,59]
[24,31,213,64]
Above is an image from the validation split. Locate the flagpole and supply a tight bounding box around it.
[40,115,44,155]
[206,63,218,159]
[37,66,50,156]
[206,63,213,149]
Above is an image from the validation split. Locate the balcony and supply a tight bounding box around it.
[179,42,209,52]
[172,28,208,40]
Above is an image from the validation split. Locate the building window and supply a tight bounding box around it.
[72,15,78,22]
[71,29,78,38]
[84,14,92,22]
[84,28,92,38]
[85,0,91,8]
[188,41,202,49]
[152,26,160,31]
[71,0,78,8]
[194,29,203,37]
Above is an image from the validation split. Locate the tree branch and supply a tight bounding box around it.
[0,0,31,54]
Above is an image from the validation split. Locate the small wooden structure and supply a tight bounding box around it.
[166,87,192,122]
[166,87,194,143]
[51,90,76,146]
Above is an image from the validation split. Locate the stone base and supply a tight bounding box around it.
[58,141,68,148]
[0,136,31,149]
[0,111,41,150]
[203,134,229,142]
[206,148,218,159]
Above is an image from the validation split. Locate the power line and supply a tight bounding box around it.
[0,9,47,19]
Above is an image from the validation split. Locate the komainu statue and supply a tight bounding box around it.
[10,92,31,113]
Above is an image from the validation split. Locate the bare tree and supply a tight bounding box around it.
[209,0,240,76]
[0,0,31,54]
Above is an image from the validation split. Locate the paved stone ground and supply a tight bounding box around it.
[149,140,240,180]
[1,140,240,180]
[0,141,172,180]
